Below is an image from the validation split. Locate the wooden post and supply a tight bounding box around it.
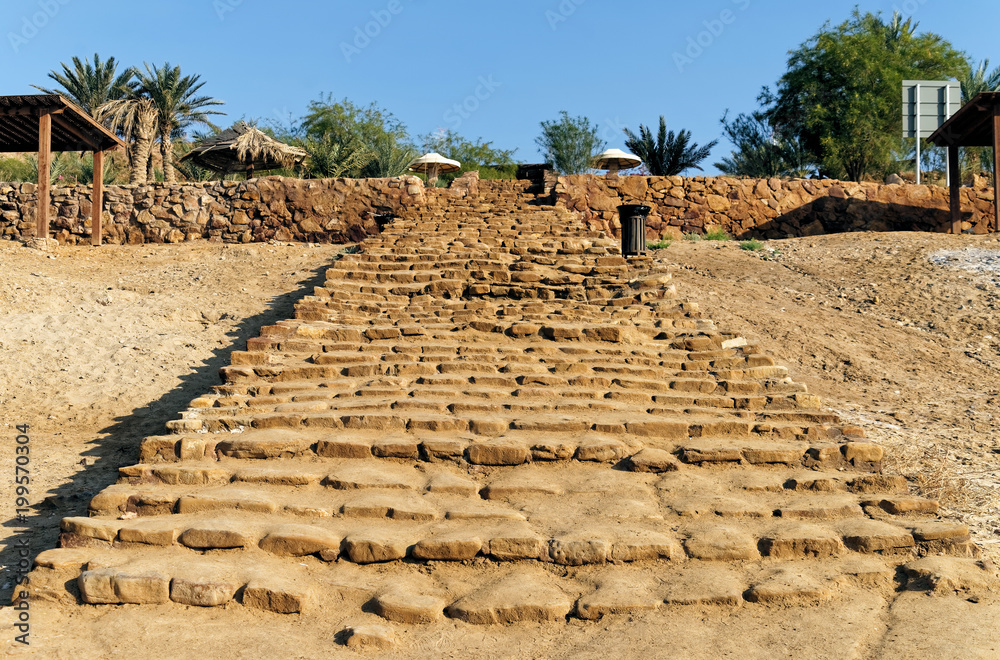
[91,149,104,246]
[994,102,1000,233]
[949,144,961,234]
[36,111,52,240]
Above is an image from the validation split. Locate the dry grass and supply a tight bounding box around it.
[881,442,973,512]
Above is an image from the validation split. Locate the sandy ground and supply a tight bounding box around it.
[0,231,997,658]
[0,240,347,606]
[664,232,1000,559]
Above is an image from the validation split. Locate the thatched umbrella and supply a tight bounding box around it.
[180,121,307,179]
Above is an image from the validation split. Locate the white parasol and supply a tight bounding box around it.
[593,148,642,174]
[407,152,461,185]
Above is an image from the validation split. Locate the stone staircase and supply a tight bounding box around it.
[28,180,975,624]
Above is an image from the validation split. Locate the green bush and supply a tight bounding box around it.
[704,227,732,241]
[739,238,765,251]
[646,238,672,250]
[683,232,702,241]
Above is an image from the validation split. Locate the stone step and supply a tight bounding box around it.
[36,186,975,632]
[72,474,961,562]
[33,546,939,617]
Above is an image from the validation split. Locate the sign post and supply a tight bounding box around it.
[903,80,961,185]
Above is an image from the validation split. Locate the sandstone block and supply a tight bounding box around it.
[465,440,530,466]
[315,437,372,458]
[78,569,118,604]
[575,439,626,462]
[745,568,835,604]
[373,586,445,624]
[838,519,915,552]
[446,573,572,624]
[486,534,546,561]
[372,437,421,459]
[576,576,661,620]
[343,624,397,651]
[547,538,610,565]
[629,448,681,473]
[759,524,845,559]
[842,442,884,463]
[171,576,240,607]
[118,519,182,546]
[179,523,252,549]
[243,579,312,614]
[412,534,482,561]
[113,570,171,604]
[215,430,314,459]
[61,517,120,543]
[343,533,410,563]
[259,525,341,558]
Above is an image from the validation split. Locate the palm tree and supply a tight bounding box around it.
[97,94,158,184]
[33,53,134,116]
[134,62,225,183]
[714,110,812,178]
[362,134,417,178]
[960,58,1000,102]
[623,116,718,176]
[959,59,1000,177]
[302,133,373,179]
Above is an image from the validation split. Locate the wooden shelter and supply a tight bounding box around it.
[929,91,1000,234]
[180,121,307,179]
[0,94,124,245]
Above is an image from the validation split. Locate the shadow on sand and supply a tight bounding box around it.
[0,252,340,604]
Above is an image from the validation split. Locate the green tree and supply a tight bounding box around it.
[134,62,225,183]
[363,134,417,178]
[300,95,412,178]
[420,129,517,182]
[302,95,408,148]
[536,111,606,175]
[715,110,811,178]
[33,53,134,116]
[301,134,373,179]
[763,10,965,181]
[623,116,717,176]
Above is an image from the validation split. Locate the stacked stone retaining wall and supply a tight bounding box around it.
[0,173,994,245]
[0,176,425,245]
[556,175,997,239]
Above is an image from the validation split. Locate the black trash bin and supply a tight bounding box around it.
[618,204,651,256]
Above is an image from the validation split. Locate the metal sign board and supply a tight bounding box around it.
[903,80,962,138]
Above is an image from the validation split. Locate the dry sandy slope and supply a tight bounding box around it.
[0,240,346,606]
[664,232,1000,556]
[0,233,997,658]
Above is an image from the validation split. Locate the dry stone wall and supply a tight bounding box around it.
[1,172,994,245]
[0,176,425,245]
[556,174,997,239]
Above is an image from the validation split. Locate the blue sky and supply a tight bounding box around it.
[4,0,998,174]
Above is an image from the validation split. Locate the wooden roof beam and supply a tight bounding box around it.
[50,113,105,152]
[0,119,38,146]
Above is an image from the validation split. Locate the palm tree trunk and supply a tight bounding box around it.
[160,122,175,183]
[129,103,157,184]
[130,129,153,185]
[147,149,156,183]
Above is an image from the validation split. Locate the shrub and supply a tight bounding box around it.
[740,238,765,251]
[704,227,732,241]
[646,238,672,250]
[683,232,702,241]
